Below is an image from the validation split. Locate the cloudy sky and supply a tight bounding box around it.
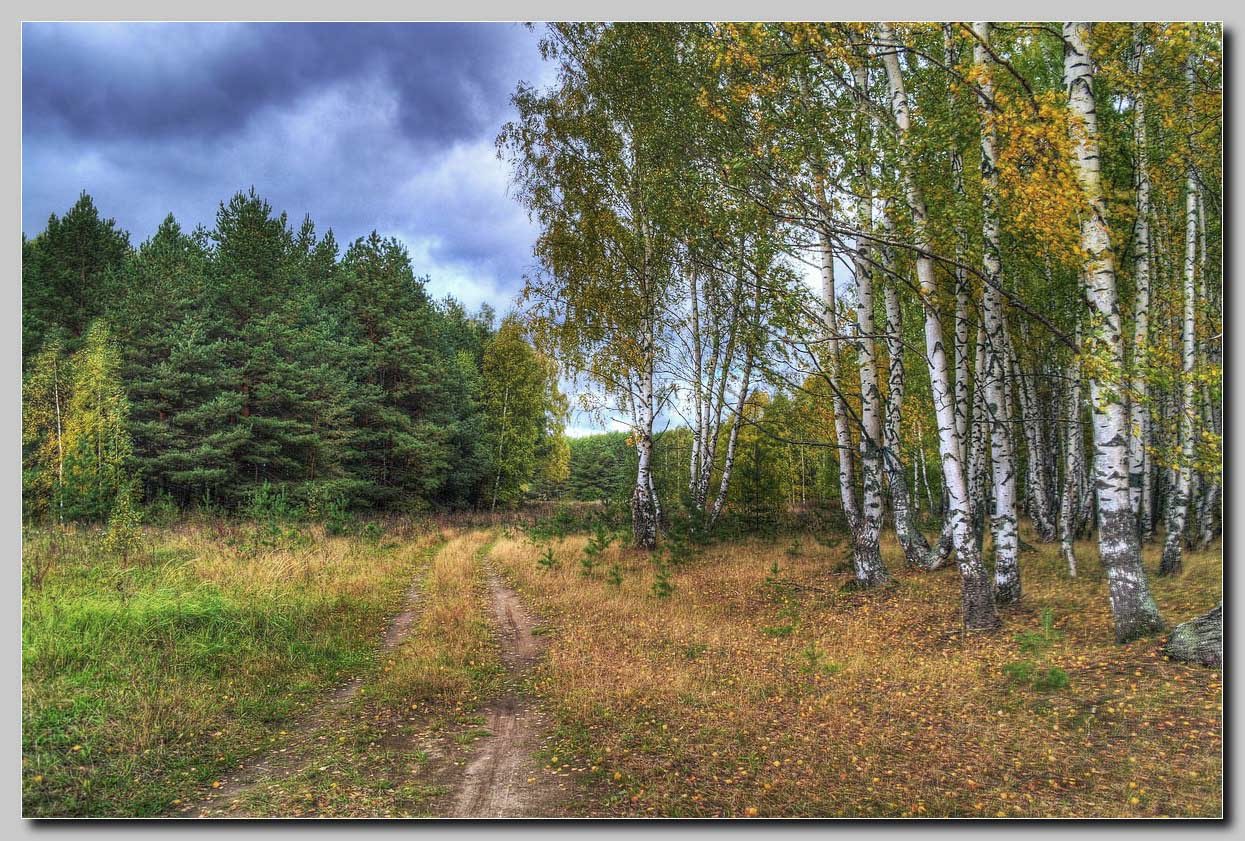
[22,22,555,314]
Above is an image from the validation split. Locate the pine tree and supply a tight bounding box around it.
[22,192,130,362]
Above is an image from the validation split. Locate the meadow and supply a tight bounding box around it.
[21,517,445,817]
[21,513,1222,818]
[495,525,1222,817]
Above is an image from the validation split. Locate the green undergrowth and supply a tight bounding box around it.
[22,522,442,817]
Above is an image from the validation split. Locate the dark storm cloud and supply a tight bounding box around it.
[23,22,536,150]
[22,22,552,310]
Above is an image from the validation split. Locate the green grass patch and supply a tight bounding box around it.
[22,522,442,817]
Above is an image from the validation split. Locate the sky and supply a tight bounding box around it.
[22,22,555,316]
[21,21,825,440]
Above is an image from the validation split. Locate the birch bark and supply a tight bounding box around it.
[847,59,889,586]
[880,213,934,567]
[1160,71,1199,576]
[1064,22,1164,640]
[879,23,997,629]
[974,22,1021,604]
[1060,326,1085,577]
[1127,24,1154,534]
[818,209,862,545]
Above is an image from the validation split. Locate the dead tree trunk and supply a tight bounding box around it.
[1164,603,1221,667]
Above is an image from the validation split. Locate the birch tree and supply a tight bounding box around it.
[61,320,134,522]
[1127,24,1154,536]
[1005,326,1057,542]
[816,197,864,571]
[1060,323,1086,576]
[501,23,682,548]
[972,21,1021,604]
[879,205,933,567]
[846,54,889,587]
[1063,22,1164,641]
[1159,53,1201,577]
[878,23,997,630]
[22,339,70,523]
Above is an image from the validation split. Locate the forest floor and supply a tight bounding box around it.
[22,517,1221,818]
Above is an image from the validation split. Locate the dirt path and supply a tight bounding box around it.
[449,576,560,818]
[176,535,566,818]
[178,552,433,817]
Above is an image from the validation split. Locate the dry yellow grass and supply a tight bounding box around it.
[212,528,507,818]
[164,519,448,597]
[490,527,1222,818]
[370,529,503,709]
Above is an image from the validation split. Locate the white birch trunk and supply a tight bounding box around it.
[709,275,761,529]
[1005,327,1057,541]
[1127,24,1153,534]
[630,368,659,550]
[1060,324,1085,577]
[847,62,889,586]
[967,323,990,546]
[1160,100,1199,576]
[688,269,705,505]
[879,23,997,629]
[974,22,1021,604]
[851,225,889,586]
[1195,190,1220,549]
[1064,22,1164,640]
[880,217,934,567]
[819,222,862,542]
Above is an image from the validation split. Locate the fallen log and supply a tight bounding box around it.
[1163,602,1222,667]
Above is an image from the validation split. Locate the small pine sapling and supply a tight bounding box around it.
[651,559,674,598]
[580,521,613,577]
[537,546,559,571]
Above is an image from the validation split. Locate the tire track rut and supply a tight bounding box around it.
[449,575,559,818]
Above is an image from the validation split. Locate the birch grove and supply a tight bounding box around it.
[879,22,998,629]
[501,21,1221,640]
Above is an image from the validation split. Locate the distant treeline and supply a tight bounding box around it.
[555,399,926,526]
[22,191,566,521]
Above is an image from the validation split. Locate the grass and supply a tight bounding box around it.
[488,526,1223,818]
[21,518,445,817]
[23,516,1223,818]
[209,529,505,818]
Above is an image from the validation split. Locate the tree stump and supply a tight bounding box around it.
[1164,603,1222,667]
